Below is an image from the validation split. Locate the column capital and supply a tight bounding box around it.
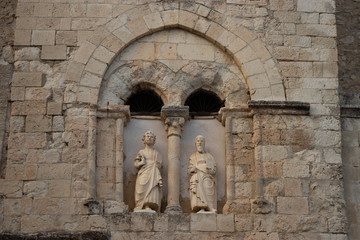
[97,105,131,125]
[161,105,189,120]
[218,106,251,125]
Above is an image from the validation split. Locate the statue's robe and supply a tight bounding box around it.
[189,152,217,212]
[134,148,162,211]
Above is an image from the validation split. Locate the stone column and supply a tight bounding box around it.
[161,106,189,213]
[97,105,130,214]
[87,105,97,200]
[219,107,251,214]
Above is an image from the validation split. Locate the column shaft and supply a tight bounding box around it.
[166,131,181,211]
[87,108,97,199]
[115,118,124,202]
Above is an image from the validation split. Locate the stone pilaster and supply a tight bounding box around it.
[249,100,310,214]
[218,106,251,214]
[97,105,130,214]
[161,106,189,213]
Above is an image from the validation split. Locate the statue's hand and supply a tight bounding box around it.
[158,180,163,188]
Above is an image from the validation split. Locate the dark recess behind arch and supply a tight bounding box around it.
[185,89,224,117]
[125,89,164,116]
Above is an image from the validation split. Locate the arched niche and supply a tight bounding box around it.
[95,29,251,213]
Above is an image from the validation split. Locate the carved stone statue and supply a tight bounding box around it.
[188,135,217,213]
[134,131,162,212]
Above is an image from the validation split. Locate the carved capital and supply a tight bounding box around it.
[97,105,131,125]
[161,106,189,137]
[161,106,189,120]
[164,117,185,137]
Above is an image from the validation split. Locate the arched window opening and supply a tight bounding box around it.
[185,89,224,117]
[125,89,164,116]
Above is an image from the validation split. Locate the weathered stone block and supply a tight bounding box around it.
[235,214,252,231]
[7,148,27,164]
[217,214,235,232]
[25,115,52,132]
[131,212,154,231]
[284,178,303,196]
[84,58,107,76]
[0,180,23,198]
[34,3,53,17]
[296,24,336,37]
[126,18,149,39]
[101,34,125,53]
[4,198,32,216]
[87,4,112,18]
[12,72,44,87]
[168,213,190,231]
[16,3,35,17]
[177,44,214,61]
[93,46,115,64]
[31,30,56,46]
[110,214,131,231]
[277,197,309,215]
[8,132,47,149]
[297,0,335,13]
[14,30,31,46]
[56,31,77,46]
[25,88,51,101]
[161,10,179,27]
[52,116,65,132]
[144,12,164,31]
[11,87,25,101]
[41,45,67,60]
[14,47,41,61]
[74,41,96,64]
[283,160,310,178]
[154,214,168,231]
[191,213,216,231]
[63,130,87,148]
[37,164,72,180]
[269,0,295,11]
[48,180,71,197]
[46,102,62,116]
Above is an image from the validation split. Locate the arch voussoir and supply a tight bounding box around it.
[67,6,285,105]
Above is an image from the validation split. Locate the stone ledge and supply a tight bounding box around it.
[340,105,360,118]
[248,100,310,115]
[0,231,110,240]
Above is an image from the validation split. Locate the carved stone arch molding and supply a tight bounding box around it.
[64,5,286,105]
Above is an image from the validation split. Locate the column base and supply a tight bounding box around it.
[165,204,183,213]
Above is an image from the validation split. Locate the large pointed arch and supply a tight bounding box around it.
[64,4,285,105]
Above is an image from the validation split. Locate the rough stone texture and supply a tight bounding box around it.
[336,1,360,239]
[0,0,16,177]
[337,0,360,105]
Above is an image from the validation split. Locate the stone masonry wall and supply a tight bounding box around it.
[0,0,17,176]
[336,1,360,239]
[0,0,350,239]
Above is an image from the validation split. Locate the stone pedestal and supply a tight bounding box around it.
[161,106,189,213]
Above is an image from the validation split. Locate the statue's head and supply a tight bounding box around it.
[195,135,205,153]
[142,131,156,146]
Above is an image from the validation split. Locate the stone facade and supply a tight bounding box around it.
[0,0,358,239]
